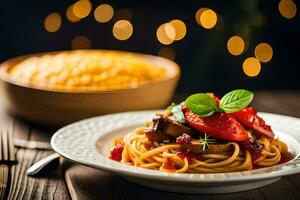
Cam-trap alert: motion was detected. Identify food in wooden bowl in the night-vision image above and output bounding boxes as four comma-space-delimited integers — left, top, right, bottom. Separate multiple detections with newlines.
0, 50, 180, 127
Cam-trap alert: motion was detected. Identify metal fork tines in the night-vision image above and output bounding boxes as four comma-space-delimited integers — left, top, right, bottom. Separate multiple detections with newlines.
0, 130, 17, 164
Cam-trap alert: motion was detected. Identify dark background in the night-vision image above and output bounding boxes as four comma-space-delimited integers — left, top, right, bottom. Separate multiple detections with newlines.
0, 0, 299, 95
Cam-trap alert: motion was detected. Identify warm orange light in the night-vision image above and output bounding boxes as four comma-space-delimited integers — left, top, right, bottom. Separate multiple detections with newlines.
195, 8, 207, 25
169, 19, 187, 41
94, 4, 114, 23
158, 47, 176, 60
71, 36, 92, 49
66, 4, 81, 23
112, 20, 133, 40
156, 23, 176, 45
255, 43, 273, 63
44, 12, 62, 33
197, 8, 217, 29
227, 36, 245, 56
73, 0, 92, 19
242, 57, 261, 77
278, 0, 297, 19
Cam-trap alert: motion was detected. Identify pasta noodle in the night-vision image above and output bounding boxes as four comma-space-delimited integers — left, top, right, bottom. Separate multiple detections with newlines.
114, 127, 288, 173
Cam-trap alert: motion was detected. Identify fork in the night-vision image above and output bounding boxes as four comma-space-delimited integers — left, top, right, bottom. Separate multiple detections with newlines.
0, 130, 17, 199
0, 130, 17, 164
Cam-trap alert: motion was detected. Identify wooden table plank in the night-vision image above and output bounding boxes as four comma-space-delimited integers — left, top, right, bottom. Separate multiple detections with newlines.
285, 173, 300, 191
213, 190, 265, 200
7, 148, 70, 200
0, 109, 70, 200
258, 177, 300, 200
62, 159, 214, 200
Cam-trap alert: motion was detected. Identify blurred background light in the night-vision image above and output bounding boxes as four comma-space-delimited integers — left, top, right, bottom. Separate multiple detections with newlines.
112, 20, 133, 40
66, 4, 81, 23
195, 8, 207, 25
44, 12, 62, 33
255, 43, 273, 63
158, 47, 176, 60
196, 8, 217, 29
227, 36, 245, 56
169, 19, 187, 41
242, 57, 261, 77
71, 35, 92, 49
156, 23, 176, 45
2, 0, 300, 92
73, 0, 92, 19
94, 4, 114, 23
278, 0, 297, 19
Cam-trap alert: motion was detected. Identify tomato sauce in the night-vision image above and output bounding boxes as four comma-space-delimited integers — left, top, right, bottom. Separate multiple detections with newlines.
279, 152, 293, 164
163, 158, 177, 170
109, 141, 125, 161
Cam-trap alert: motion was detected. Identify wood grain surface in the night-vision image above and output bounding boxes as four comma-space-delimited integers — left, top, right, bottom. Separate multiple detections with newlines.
0, 91, 300, 200
0, 110, 70, 200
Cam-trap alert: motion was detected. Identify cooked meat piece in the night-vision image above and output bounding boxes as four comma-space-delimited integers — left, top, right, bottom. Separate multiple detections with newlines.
153, 115, 191, 137
144, 126, 173, 142
144, 114, 191, 142
181, 142, 231, 154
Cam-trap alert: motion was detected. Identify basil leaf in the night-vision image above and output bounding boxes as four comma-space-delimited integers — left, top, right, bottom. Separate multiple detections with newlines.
171, 105, 185, 123
219, 89, 253, 113
185, 94, 217, 117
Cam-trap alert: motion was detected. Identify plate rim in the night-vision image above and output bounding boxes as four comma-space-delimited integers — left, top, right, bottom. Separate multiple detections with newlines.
51, 110, 300, 183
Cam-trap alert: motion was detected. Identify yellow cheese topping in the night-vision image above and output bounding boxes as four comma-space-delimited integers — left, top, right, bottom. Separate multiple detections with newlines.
9, 51, 167, 91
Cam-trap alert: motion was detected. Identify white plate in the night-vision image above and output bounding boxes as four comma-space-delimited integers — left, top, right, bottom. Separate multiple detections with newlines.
51, 111, 300, 194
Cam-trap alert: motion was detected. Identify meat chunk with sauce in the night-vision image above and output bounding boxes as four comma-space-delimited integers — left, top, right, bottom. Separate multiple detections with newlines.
145, 115, 191, 142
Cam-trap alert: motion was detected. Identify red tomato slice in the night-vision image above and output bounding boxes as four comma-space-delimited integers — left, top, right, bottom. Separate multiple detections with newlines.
110, 141, 125, 161
231, 107, 274, 138
183, 109, 248, 141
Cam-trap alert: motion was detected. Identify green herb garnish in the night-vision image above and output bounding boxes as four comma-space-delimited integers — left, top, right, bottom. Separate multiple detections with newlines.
185, 94, 218, 117
219, 89, 253, 113
167, 103, 185, 123
200, 134, 216, 151
171, 104, 185, 123
185, 89, 253, 117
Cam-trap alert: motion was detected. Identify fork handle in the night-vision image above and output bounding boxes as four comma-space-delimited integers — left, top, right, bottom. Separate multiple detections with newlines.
26, 153, 60, 176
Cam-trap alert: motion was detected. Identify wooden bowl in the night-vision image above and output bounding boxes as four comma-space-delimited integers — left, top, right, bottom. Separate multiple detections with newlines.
0, 50, 180, 127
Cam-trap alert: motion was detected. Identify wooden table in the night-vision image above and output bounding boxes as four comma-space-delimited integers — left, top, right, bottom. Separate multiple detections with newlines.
1, 91, 300, 200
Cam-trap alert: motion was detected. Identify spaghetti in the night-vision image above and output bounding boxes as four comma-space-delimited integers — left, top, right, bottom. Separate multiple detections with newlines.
112, 127, 288, 173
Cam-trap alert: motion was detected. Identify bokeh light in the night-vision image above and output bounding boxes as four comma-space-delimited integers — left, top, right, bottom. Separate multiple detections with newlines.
112, 20, 133, 40
242, 57, 261, 77
255, 43, 273, 63
278, 0, 297, 19
71, 36, 92, 49
196, 8, 217, 29
73, 0, 92, 19
156, 23, 176, 45
169, 19, 187, 41
66, 4, 81, 23
195, 8, 207, 25
44, 12, 62, 33
227, 36, 245, 56
158, 47, 176, 60
94, 4, 114, 23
